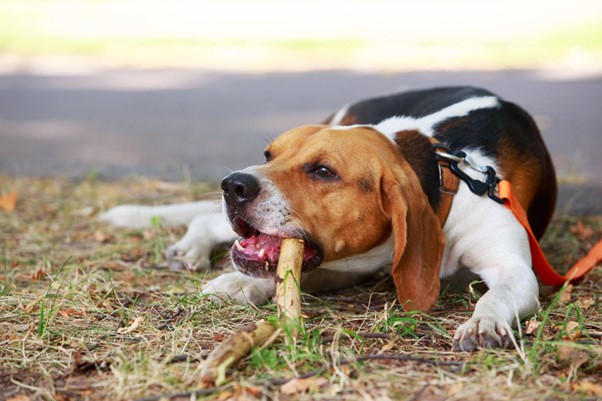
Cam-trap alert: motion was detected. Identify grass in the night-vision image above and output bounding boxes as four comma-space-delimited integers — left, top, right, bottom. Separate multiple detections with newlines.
0, 175, 601, 400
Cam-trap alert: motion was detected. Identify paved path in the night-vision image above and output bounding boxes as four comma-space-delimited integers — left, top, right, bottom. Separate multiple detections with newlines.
1, 69, 601, 213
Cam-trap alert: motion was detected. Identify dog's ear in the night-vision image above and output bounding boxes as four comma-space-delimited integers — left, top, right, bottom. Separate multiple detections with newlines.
381, 165, 445, 312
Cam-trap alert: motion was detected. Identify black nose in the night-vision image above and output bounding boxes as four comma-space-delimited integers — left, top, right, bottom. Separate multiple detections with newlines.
221, 172, 261, 206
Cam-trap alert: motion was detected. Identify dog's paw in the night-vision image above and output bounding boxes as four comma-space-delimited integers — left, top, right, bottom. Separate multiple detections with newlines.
165, 238, 212, 271
201, 272, 275, 305
453, 316, 513, 352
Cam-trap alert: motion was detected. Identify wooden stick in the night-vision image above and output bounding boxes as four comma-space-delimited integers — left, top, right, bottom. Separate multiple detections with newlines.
198, 238, 305, 386
276, 238, 304, 339
198, 320, 277, 387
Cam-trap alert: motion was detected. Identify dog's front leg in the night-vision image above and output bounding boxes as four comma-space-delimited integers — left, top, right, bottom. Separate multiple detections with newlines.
452, 257, 540, 352
202, 272, 276, 305
165, 212, 236, 270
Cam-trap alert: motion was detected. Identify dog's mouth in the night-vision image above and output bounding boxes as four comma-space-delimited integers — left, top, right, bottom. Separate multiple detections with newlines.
229, 216, 323, 278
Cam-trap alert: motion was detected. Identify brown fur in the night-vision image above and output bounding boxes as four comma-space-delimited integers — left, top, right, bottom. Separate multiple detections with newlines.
261, 125, 444, 311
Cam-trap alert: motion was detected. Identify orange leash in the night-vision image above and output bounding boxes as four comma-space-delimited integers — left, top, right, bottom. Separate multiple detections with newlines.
498, 180, 602, 286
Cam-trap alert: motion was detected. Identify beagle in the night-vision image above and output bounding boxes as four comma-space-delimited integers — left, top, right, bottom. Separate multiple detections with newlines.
101, 86, 557, 351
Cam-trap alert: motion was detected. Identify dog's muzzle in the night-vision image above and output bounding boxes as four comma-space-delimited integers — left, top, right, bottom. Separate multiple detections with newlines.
221, 172, 323, 278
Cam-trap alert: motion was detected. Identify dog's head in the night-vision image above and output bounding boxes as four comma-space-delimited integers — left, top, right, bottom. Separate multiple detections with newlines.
222, 125, 444, 311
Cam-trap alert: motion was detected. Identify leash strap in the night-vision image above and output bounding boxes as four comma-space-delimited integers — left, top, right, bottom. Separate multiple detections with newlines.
498, 179, 602, 285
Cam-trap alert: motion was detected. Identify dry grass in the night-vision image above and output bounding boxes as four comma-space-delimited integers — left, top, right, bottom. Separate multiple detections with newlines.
1, 175, 601, 401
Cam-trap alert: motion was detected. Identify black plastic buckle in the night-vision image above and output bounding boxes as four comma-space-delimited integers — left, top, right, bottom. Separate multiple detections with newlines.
488, 177, 505, 204
447, 151, 506, 204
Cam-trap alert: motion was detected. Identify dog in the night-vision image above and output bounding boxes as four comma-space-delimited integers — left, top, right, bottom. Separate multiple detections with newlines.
101, 86, 557, 351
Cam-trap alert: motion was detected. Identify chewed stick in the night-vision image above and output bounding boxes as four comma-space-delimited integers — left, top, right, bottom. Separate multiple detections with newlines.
198, 238, 305, 387
198, 320, 278, 387
276, 238, 304, 339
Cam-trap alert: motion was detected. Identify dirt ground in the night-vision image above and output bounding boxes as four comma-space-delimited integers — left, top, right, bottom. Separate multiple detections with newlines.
0, 175, 600, 401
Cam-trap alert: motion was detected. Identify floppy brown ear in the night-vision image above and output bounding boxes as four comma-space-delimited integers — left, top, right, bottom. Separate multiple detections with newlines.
381, 166, 445, 312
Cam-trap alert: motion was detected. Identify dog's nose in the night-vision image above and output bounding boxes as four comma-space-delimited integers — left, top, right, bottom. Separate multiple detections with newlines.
221, 172, 261, 206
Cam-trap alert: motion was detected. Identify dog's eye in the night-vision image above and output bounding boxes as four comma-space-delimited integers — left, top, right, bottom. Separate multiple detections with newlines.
264, 150, 272, 163
309, 164, 338, 180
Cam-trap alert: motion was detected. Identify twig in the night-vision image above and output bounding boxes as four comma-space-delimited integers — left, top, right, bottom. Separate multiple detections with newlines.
266, 353, 464, 386
407, 383, 430, 401
156, 305, 184, 330
134, 385, 228, 401
352, 354, 464, 367
320, 332, 391, 344
167, 353, 204, 364
198, 320, 277, 386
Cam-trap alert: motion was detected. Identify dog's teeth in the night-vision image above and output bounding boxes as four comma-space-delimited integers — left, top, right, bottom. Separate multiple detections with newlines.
234, 239, 245, 251
265, 261, 269, 271
258, 249, 265, 258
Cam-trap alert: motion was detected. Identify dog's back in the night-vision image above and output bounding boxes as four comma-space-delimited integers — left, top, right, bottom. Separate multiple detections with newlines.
326, 86, 557, 239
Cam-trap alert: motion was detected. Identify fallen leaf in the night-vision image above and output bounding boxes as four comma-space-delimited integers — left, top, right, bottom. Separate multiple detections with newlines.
31, 268, 45, 281
58, 308, 84, 318
281, 376, 329, 395
0, 191, 17, 211
525, 319, 541, 335
7, 394, 30, 401
570, 221, 594, 240
575, 296, 595, 310
557, 344, 589, 373
94, 230, 113, 244
214, 384, 261, 401
558, 284, 573, 304
142, 229, 154, 240
572, 381, 602, 396
564, 321, 581, 341
117, 316, 145, 334
557, 345, 574, 361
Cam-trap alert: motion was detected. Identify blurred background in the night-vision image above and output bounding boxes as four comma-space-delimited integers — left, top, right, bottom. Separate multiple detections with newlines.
1, 0, 601, 193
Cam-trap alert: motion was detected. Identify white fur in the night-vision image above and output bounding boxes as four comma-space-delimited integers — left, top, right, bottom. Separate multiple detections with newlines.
376, 96, 500, 139
329, 102, 351, 125
99, 200, 220, 228
201, 271, 276, 304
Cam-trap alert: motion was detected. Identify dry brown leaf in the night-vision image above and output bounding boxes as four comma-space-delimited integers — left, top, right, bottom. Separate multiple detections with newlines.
0, 191, 17, 212
117, 316, 144, 334
94, 230, 113, 244
570, 221, 594, 240
31, 268, 45, 281
58, 308, 84, 318
557, 345, 575, 361
564, 321, 581, 341
558, 284, 573, 304
525, 319, 541, 335
557, 344, 589, 372
280, 376, 329, 395
573, 381, 602, 396
575, 296, 595, 310
7, 394, 31, 401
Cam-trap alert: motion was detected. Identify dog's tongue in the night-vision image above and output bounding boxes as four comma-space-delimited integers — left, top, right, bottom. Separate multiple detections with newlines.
235, 233, 282, 264
234, 233, 317, 265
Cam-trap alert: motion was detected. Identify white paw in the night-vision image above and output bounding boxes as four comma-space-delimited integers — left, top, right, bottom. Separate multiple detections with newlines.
165, 237, 212, 271
453, 316, 513, 352
164, 213, 234, 271
202, 272, 275, 305
99, 205, 156, 228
